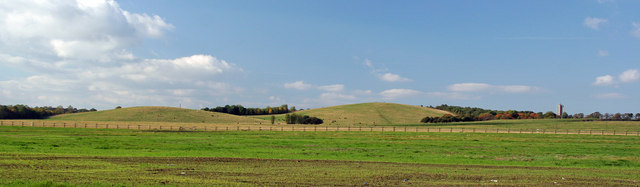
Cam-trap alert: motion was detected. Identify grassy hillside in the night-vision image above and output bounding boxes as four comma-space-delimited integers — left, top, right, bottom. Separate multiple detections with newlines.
47, 106, 268, 124
257, 102, 451, 125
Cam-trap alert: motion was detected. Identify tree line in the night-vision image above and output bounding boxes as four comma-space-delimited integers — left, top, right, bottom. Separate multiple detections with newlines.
423, 104, 640, 123
202, 104, 294, 115
0, 105, 97, 119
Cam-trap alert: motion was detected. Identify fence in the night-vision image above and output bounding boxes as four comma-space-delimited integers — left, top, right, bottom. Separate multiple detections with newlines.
1, 120, 639, 136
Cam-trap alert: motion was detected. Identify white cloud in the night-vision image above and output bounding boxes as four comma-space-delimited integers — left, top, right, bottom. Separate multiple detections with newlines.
598, 50, 609, 57
352, 89, 374, 95
364, 59, 374, 68
447, 83, 538, 93
0, 0, 173, 63
593, 93, 627, 99
379, 73, 411, 82
593, 75, 615, 86
426, 92, 480, 100
0, 1, 244, 109
284, 81, 312, 90
584, 17, 608, 30
363, 59, 411, 82
619, 69, 639, 82
379, 89, 422, 99
448, 83, 492, 92
317, 84, 345, 92
597, 0, 615, 3
319, 92, 356, 100
632, 22, 640, 38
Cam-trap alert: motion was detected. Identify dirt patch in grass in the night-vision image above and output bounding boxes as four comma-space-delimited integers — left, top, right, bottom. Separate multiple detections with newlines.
2, 154, 638, 186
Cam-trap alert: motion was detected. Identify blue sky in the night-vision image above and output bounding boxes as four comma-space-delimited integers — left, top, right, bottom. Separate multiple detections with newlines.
0, 0, 639, 114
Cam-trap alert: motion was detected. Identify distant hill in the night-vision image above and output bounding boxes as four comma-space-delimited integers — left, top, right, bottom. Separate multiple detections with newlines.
285, 102, 451, 125
48, 106, 268, 124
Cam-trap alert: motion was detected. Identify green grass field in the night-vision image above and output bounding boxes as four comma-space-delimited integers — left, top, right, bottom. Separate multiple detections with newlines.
1, 126, 638, 186
400, 119, 640, 131
48, 106, 268, 124
255, 102, 451, 125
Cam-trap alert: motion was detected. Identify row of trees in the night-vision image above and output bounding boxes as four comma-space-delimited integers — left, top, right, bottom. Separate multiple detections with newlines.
429, 104, 558, 121
202, 104, 294, 115
0, 105, 96, 119
425, 104, 640, 123
421, 114, 475, 123
583, 112, 640, 121
284, 113, 323, 125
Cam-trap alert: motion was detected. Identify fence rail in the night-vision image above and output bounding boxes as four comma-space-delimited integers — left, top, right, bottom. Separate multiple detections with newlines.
1, 120, 639, 136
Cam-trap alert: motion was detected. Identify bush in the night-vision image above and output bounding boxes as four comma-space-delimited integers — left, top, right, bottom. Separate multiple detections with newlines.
284, 113, 323, 124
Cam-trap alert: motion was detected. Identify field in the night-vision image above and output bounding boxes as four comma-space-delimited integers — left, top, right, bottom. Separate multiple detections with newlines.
254, 102, 451, 125
1, 126, 639, 186
408, 119, 640, 131
48, 106, 269, 124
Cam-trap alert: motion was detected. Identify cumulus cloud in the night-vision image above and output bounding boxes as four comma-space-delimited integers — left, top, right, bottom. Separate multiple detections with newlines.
592, 70, 639, 86
0, 0, 244, 109
593, 75, 615, 86
426, 92, 480, 100
380, 89, 422, 99
0, 0, 173, 63
284, 81, 312, 90
447, 83, 539, 93
379, 73, 411, 82
320, 92, 356, 100
364, 59, 411, 82
584, 17, 608, 30
619, 69, 639, 82
317, 84, 345, 92
632, 22, 640, 38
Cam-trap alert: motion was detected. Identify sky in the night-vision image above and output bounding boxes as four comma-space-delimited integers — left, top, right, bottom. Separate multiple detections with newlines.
0, 0, 639, 114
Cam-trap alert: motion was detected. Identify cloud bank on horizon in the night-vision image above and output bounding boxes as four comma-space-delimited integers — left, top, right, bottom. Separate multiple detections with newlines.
0, 0, 638, 113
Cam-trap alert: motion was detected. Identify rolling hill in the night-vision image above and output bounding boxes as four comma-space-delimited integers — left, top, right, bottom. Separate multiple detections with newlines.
48, 106, 269, 124
260, 102, 451, 125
